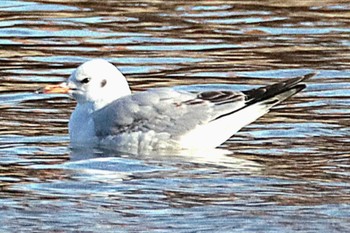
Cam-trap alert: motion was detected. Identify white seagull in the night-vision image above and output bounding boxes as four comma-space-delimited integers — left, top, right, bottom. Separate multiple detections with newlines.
39, 59, 313, 154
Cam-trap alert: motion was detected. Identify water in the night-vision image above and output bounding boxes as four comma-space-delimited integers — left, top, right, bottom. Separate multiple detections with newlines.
1, 0, 350, 232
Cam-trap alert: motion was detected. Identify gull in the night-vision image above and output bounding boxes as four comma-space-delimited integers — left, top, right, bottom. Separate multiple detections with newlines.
38, 59, 313, 154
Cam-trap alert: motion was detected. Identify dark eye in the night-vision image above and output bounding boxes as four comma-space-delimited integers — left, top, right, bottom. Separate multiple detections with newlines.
100, 79, 107, 88
80, 77, 91, 84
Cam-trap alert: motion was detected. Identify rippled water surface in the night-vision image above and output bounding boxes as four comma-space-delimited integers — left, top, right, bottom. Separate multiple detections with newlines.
1, 0, 350, 232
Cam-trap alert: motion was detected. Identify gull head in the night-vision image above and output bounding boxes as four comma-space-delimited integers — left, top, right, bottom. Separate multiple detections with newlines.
39, 59, 131, 109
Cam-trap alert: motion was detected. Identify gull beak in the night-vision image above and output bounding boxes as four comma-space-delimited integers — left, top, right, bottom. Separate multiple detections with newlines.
36, 82, 70, 94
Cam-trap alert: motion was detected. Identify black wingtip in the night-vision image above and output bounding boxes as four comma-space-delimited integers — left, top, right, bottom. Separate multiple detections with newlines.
288, 72, 316, 85
303, 71, 318, 80
243, 72, 315, 104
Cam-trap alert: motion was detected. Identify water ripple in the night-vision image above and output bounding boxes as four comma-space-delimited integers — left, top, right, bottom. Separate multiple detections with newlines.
1, 0, 350, 232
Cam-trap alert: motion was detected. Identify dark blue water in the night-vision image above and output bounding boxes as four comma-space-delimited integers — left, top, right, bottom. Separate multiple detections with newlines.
1, 0, 350, 232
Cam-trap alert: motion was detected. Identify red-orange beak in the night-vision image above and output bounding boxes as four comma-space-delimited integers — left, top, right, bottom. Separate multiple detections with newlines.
36, 82, 70, 94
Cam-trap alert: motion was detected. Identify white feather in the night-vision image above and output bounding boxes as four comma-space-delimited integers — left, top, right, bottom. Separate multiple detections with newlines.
40, 59, 310, 154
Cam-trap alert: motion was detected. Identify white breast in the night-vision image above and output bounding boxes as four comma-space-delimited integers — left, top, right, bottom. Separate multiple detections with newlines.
69, 103, 96, 144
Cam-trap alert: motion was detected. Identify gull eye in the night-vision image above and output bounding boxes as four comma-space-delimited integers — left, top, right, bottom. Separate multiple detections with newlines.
100, 79, 107, 88
80, 77, 91, 84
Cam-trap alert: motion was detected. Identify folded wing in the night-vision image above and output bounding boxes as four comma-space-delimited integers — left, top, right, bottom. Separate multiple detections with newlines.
92, 73, 314, 149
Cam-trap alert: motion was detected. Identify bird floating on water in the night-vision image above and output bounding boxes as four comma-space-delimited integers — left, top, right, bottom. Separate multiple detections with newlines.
38, 59, 314, 154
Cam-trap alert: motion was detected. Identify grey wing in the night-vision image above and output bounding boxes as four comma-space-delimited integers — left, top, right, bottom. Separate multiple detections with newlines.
92, 88, 246, 138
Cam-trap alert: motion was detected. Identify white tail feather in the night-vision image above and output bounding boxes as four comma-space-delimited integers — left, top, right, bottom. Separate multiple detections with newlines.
179, 88, 299, 149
